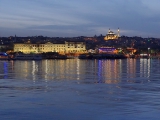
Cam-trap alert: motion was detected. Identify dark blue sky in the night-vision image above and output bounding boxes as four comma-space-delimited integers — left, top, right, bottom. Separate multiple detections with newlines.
0, 0, 160, 37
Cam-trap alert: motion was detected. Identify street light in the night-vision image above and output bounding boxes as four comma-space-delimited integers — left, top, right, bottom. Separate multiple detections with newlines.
148, 48, 150, 57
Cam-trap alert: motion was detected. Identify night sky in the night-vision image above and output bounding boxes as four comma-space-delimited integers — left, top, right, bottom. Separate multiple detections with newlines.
0, 0, 160, 37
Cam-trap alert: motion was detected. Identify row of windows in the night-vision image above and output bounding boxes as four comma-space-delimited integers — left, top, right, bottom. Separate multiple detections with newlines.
15, 45, 66, 47
15, 48, 66, 50
68, 47, 84, 48
15, 44, 84, 47
15, 47, 85, 50
15, 46, 85, 48
15, 48, 86, 51
41, 45, 65, 47
67, 44, 84, 46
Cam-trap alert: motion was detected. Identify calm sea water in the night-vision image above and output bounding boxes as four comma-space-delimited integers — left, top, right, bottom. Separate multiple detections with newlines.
0, 58, 160, 120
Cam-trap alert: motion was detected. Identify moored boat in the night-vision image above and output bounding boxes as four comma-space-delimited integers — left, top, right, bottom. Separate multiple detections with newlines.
78, 54, 127, 59
0, 52, 10, 60
13, 54, 42, 60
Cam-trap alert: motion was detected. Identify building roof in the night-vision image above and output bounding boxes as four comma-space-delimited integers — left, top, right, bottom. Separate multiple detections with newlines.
108, 31, 116, 35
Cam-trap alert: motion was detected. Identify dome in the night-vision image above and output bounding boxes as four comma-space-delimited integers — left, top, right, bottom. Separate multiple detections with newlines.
108, 31, 115, 35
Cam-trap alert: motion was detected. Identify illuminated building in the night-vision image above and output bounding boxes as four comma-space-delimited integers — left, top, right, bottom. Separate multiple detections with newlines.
126, 47, 137, 54
14, 41, 87, 54
104, 28, 120, 40
98, 47, 117, 54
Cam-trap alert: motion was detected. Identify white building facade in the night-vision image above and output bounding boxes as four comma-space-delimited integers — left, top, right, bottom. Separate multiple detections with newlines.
14, 41, 87, 54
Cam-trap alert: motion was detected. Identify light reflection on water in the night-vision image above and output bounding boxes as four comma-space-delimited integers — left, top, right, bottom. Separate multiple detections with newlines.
0, 59, 160, 120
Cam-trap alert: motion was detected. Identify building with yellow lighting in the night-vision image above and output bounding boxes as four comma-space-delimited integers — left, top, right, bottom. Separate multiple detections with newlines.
14, 41, 87, 55
104, 28, 120, 40
97, 47, 117, 54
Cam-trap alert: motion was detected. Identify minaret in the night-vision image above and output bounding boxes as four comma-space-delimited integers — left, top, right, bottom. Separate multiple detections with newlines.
118, 28, 120, 37
108, 28, 110, 33
14, 34, 17, 42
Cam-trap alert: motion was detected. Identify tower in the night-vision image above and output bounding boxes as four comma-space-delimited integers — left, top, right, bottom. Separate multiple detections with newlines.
117, 28, 120, 37
108, 28, 111, 33
14, 34, 17, 42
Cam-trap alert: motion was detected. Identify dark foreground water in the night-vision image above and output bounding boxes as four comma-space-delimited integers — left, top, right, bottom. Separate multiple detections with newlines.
0, 58, 160, 120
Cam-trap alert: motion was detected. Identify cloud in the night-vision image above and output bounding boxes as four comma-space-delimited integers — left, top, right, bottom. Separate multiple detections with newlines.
1, 0, 160, 37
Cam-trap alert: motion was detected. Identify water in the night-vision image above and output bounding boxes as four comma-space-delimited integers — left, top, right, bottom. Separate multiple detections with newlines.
0, 59, 160, 120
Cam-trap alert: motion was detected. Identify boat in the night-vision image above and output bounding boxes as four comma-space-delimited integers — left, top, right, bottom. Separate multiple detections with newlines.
13, 54, 42, 60
78, 54, 127, 59
43, 55, 67, 59
0, 52, 10, 60
139, 54, 149, 59
66, 56, 76, 59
